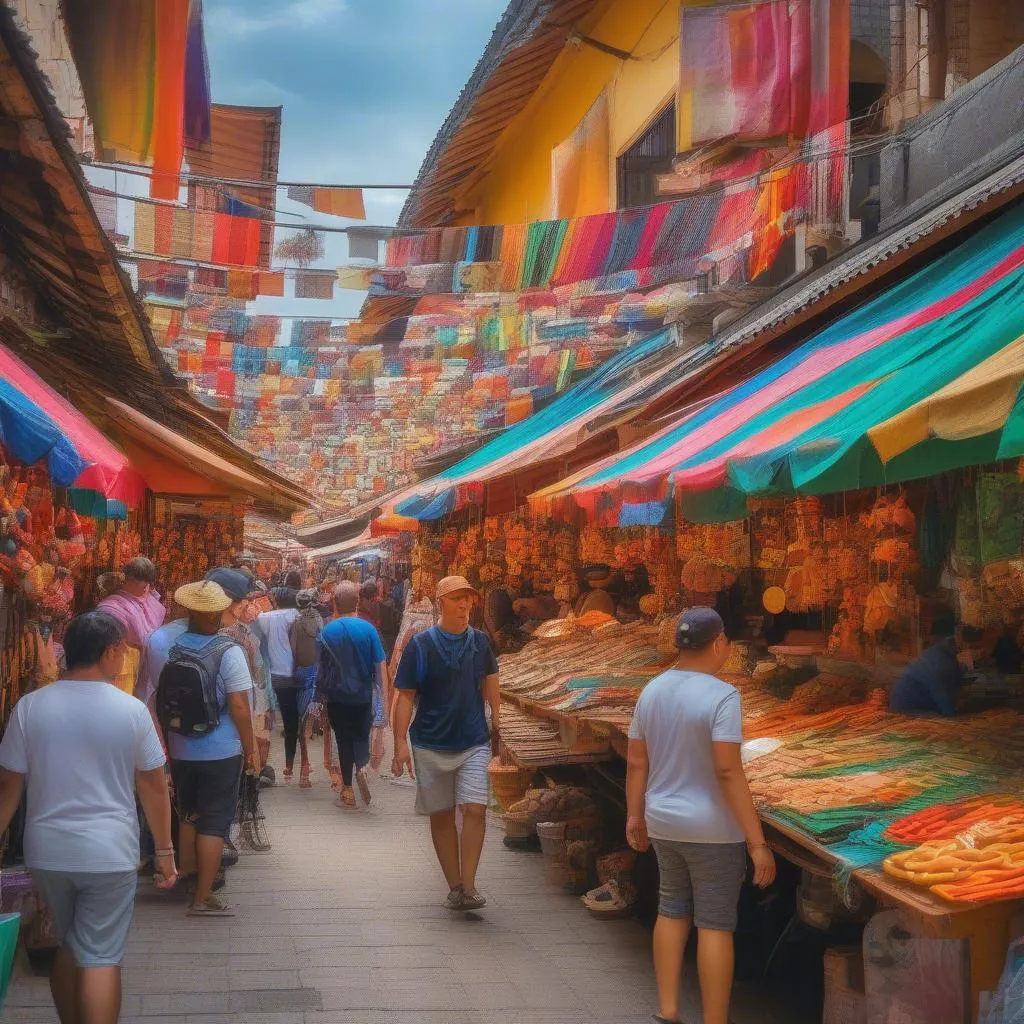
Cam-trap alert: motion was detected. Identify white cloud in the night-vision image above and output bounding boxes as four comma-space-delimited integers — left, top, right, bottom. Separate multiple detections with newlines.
220, 77, 301, 104
207, 0, 346, 38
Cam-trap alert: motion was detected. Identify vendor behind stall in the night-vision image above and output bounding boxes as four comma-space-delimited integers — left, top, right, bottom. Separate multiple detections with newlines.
573, 564, 617, 617
890, 613, 983, 717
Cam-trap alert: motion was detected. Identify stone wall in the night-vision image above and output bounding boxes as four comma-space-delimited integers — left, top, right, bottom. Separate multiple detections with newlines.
852, 0, 891, 67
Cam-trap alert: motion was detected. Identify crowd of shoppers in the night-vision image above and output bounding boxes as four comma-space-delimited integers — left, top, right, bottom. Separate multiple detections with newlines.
0, 536, 783, 1024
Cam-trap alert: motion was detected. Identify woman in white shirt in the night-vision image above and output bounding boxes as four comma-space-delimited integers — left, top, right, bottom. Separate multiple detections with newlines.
256, 588, 307, 785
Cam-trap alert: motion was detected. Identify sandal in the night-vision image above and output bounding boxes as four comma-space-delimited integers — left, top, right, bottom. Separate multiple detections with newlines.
282, 767, 294, 785
336, 788, 356, 808
355, 769, 371, 806
461, 888, 487, 911
299, 767, 312, 790
328, 767, 341, 791
581, 879, 636, 920
442, 886, 464, 911
187, 894, 234, 917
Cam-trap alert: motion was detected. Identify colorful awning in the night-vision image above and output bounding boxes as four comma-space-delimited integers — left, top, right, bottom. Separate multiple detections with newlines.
0, 344, 146, 503
532, 202, 1024, 523
392, 327, 682, 521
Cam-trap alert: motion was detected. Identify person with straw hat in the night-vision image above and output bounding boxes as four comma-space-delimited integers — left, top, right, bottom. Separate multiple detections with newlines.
143, 579, 257, 918
392, 576, 500, 912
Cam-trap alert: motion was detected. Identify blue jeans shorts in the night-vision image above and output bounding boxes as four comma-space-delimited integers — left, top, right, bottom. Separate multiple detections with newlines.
31, 868, 138, 967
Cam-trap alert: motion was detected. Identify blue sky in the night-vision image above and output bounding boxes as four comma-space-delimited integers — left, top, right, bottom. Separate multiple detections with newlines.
200, 0, 507, 322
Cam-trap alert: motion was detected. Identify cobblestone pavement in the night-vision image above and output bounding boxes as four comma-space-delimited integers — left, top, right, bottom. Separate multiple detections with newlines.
5, 757, 804, 1023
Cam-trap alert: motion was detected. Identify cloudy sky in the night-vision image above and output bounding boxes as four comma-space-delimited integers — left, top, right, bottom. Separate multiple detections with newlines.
200, 0, 507, 321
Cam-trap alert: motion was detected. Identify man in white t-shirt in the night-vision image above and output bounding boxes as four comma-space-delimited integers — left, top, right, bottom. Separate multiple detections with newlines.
626, 607, 776, 1024
0, 611, 175, 1024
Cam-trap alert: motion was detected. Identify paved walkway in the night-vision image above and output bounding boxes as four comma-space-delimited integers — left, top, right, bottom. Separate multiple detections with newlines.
5, 760, 798, 1023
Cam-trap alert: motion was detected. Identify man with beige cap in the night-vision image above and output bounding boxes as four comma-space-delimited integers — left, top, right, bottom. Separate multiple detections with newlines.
393, 576, 500, 911
144, 579, 257, 917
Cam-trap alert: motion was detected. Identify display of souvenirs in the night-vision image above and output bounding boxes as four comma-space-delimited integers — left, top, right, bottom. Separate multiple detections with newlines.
151, 498, 246, 602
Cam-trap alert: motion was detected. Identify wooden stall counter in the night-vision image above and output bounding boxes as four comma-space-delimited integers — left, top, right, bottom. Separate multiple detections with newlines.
764, 819, 1022, 1023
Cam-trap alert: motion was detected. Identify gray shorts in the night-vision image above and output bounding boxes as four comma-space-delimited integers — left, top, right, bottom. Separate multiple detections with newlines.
31, 868, 138, 967
411, 744, 490, 816
650, 839, 747, 931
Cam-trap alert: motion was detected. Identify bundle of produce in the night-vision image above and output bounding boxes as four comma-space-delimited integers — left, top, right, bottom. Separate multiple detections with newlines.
884, 838, 1024, 902
883, 795, 1024, 845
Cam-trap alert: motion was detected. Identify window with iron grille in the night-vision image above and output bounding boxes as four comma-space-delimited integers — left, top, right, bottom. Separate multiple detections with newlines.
616, 102, 676, 210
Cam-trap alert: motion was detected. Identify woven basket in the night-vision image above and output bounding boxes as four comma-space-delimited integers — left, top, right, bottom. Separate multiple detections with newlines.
537, 821, 568, 884
488, 761, 532, 810
502, 810, 536, 839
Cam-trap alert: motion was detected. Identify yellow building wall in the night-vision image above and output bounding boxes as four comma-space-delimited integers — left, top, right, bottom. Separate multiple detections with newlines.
461, 0, 716, 226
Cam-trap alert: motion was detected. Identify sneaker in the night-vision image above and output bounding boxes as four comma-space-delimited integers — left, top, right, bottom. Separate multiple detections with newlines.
187, 895, 234, 917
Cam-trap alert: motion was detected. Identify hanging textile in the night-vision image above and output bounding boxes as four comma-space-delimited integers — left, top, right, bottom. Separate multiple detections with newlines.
304, 188, 366, 220
257, 271, 286, 297
62, 0, 158, 164
149, 0, 190, 199
551, 92, 610, 219
212, 212, 261, 268
295, 271, 336, 300
679, 0, 848, 151
187, 104, 281, 269
183, 0, 212, 149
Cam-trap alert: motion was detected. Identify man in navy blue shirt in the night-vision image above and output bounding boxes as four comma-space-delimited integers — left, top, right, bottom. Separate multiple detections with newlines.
318, 582, 388, 808
890, 615, 978, 717
393, 576, 500, 912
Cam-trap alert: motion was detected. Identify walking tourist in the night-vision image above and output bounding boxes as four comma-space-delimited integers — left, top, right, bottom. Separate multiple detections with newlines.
257, 585, 307, 783
392, 576, 500, 911
150, 580, 258, 917
95, 556, 167, 695
207, 567, 277, 781
625, 607, 776, 1024
357, 578, 382, 628
291, 589, 324, 788
317, 581, 388, 808
0, 612, 175, 1024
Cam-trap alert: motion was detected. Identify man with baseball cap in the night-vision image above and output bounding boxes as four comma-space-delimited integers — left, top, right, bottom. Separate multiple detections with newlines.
393, 576, 500, 911
626, 607, 775, 1024
142, 580, 257, 917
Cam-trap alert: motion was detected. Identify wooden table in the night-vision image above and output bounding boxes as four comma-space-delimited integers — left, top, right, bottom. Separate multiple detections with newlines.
764, 818, 1022, 1022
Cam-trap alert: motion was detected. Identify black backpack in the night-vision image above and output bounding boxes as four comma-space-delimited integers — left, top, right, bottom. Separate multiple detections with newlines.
156, 635, 238, 738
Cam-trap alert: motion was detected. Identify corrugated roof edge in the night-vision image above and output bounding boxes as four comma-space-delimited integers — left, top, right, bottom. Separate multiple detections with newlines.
398, 0, 544, 228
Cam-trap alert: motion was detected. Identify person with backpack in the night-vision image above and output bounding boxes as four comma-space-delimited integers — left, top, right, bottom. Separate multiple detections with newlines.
289, 590, 323, 789
317, 581, 388, 809
392, 576, 500, 912
147, 580, 257, 918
